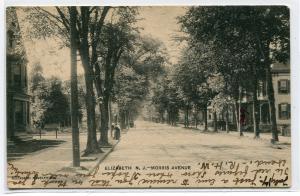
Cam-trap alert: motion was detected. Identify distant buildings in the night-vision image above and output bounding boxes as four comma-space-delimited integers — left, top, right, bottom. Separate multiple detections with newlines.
6, 7, 31, 140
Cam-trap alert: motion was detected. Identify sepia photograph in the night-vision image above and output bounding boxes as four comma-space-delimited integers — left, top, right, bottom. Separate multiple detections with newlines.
5, 5, 291, 189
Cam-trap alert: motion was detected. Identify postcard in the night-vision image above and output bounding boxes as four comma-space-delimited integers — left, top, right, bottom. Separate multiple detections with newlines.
6, 5, 291, 189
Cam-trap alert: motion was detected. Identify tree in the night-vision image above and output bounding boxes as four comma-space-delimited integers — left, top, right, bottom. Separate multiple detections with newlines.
43, 78, 70, 126
152, 70, 182, 126
24, 6, 111, 154
114, 66, 148, 129
94, 8, 139, 146
208, 73, 235, 133
119, 35, 168, 125
29, 63, 48, 129
179, 6, 289, 141
124, 35, 168, 79
174, 45, 216, 130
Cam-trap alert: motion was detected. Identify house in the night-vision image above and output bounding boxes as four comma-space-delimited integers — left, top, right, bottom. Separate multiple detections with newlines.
271, 62, 290, 126
254, 62, 290, 129
206, 62, 290, 134
6, 7, 31, 140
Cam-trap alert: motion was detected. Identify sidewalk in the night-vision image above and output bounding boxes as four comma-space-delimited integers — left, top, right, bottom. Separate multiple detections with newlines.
180, 124, 291, 145
7, 132, 119, 175
230, 131, 291, 144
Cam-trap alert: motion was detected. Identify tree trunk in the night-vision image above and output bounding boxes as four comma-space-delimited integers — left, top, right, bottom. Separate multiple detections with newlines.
187, 107, 189, 128
252, 86, 260, 138
170, 109, 173, 125
108, 96, 112, 137
99, 95, 110, 146
184, 108, 187, 127
167, 110, 171, 125
109, 97, 113, 137
250, 59, 261, 138
195, 110, 198, 128
126, 110, 130, 129
203, 106, 208, 131
84, 70, 101, 154
173, 108, 177, 126
213, 111, 217, 132
254, 30, 279, 142
124, 110, 128, 129
237, 91, 244, 136
266, 63, 279, 142
171, 111, 173, 125
225, 107, 229, 133
79, 7, 101, 155
160, 111, 164, 123
234, 102, 240, 134
120, 110, 126, 130
184, 106, 189, 128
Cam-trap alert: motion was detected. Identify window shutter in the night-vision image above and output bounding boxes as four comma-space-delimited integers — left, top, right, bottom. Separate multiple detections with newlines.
278, 80, 281, 93
288, 104, 291, 118
278, 104, 282, 119
287, 80, 290, 94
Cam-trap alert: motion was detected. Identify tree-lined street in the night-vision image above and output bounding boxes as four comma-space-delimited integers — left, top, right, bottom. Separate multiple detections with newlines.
7, 6, 291, 189
99, 121, 290, 166
7, 121, 290, 188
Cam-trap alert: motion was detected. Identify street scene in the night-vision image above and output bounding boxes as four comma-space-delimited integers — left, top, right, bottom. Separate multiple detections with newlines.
100, 121, 290, 165
8, 121, 290, 188
6, 6, 290, 189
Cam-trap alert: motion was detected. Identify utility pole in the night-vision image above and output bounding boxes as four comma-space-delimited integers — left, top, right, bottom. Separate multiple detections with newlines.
70, 6, 80, 167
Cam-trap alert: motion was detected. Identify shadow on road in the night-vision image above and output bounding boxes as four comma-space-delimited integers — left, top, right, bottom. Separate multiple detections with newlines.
7, 139, 66, 161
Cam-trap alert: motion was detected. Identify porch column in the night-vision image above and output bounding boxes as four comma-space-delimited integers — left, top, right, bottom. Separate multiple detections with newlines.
259, 103, 262, 124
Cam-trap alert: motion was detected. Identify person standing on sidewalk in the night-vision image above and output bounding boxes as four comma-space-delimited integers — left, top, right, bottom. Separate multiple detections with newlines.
112, 124, 121, 140
240, 107, 249, 131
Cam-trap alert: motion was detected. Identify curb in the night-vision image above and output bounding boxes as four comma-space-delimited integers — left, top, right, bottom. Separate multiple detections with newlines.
87, 139, 120, 175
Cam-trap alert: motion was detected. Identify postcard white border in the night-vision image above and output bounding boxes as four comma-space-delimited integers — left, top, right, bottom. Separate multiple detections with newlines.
1, 0, 299, 195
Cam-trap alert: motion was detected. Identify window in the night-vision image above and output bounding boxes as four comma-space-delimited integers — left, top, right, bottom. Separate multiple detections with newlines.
278, 80, 290, 94
7, 30, 15, 48
24, 66, 27, 87
27, 102, 30, 124
257, 81, 267, 97
278, 103, 290, 120
208, 114, 212, 120
15, 101, 24, 125
13, 64, 21, 87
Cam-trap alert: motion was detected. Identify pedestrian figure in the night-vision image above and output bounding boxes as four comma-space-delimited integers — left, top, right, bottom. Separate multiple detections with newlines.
240, 107, 249, 131
240, 108, 246, 126
129, 121, 134, 128
112, 124, 121, 140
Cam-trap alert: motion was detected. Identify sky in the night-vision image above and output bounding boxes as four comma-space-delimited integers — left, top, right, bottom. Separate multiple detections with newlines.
137, 7, 187, 64
18, 6, 187, 80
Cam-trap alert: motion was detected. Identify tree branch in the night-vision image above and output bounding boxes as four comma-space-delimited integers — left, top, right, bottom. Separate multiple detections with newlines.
35, 7, 64, 25
55, 7, 70, 32
33, 7, 69, 39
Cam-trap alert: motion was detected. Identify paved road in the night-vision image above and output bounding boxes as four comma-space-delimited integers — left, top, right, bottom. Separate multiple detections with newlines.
77, 121, 291, 188
100, 121, 291, 166
7, 121, 291, 188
